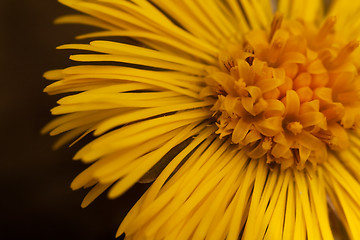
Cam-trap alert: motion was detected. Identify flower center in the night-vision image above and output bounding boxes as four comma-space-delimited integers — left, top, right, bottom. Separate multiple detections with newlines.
202, 13, 360, 170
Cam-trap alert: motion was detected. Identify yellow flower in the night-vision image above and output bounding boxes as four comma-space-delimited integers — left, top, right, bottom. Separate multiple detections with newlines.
44, 0, 360, 239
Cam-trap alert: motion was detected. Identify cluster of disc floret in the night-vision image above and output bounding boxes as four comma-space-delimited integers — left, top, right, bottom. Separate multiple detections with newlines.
202, 14, 360, 169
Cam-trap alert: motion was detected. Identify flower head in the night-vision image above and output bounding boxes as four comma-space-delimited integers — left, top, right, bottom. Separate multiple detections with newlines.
44, 0, 360, 239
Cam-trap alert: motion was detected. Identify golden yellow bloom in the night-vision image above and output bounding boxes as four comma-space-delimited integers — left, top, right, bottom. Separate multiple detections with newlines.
44, 0, 360, 239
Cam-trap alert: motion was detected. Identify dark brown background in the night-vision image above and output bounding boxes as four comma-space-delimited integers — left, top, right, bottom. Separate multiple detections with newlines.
0, 1, 148, 239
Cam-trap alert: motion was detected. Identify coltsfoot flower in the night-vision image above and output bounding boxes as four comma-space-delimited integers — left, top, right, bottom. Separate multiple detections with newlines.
44, 0, 360, 239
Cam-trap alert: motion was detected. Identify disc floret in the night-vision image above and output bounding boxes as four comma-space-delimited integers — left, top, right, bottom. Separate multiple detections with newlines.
202, 14, 360, 169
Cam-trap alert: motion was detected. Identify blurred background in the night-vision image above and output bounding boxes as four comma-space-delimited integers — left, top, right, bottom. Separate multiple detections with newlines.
0, 1, 148, 239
